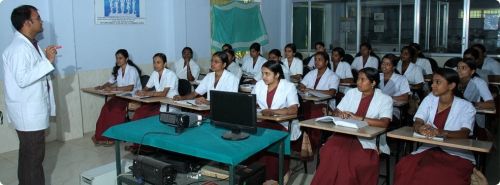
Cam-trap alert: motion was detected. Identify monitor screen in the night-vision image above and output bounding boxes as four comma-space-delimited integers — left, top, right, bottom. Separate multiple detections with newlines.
210, 90, 257, 140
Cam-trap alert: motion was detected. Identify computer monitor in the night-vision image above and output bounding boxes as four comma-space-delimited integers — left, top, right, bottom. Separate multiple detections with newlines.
210, 90, 257, 140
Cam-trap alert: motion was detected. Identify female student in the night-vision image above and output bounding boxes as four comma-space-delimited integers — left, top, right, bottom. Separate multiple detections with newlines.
173, 51, 239, 104
224, 49, 243, 80
282, 43, 303, 81
457, 58, 495, 140
251, 60, 300, 181
396, 46, 425, 90
133, 53, 179, 119
379, 54, 411, 120
330, 47, 354, 83
252, 49, 291, 83
311, 67, 392, 185
471, 43, 500, 80
242, 42, 267, 77
351, 43, 379, 71
394, 68, 476, 185
174, 47, 200, 82
409, 43, 434, 78
92, 49, 142, 145
306, 41, 326, 69
299, 51, 340, 114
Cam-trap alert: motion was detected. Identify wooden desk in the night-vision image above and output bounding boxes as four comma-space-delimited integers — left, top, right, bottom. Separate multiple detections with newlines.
299, 119, 386, 138
387, 127, 492, 153
116, 94, 168, 103
476, 108, 496, 114
488, 82, 500, 86
299, 93, 333, 102
393, 100, 408, 107
258, 114, 297, 122
239, 84, 254, 93
339, 82, 356, 87
161, 98, 210, 111
81, 87, 128, 102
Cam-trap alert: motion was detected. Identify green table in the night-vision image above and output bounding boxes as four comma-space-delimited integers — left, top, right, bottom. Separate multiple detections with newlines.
104, 116, 288, 185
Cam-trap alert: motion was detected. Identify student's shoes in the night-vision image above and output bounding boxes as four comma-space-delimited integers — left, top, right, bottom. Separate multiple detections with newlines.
91, 136, 114, 146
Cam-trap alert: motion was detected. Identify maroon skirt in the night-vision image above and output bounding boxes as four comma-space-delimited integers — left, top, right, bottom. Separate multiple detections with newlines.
94, 97, 129, 141
311, 134, 379, 185
394, 148, 473, 185
131, 103, 161, 120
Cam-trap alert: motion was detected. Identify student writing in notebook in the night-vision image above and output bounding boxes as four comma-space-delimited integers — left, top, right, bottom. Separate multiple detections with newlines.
311, 67, 392, 185
394, 68, 476, 185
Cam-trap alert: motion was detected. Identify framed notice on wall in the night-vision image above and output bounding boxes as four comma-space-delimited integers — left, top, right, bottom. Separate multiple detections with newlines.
95, 0, 146, 24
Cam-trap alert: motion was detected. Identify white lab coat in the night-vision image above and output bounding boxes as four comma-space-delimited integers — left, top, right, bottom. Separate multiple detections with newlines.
226, 61, 243, 80
336, 88, 393, 154
241, 55, 266, 76
145, 69, 179, 112
413, 94, 476, 164
379, 73, 411, 119
477, 57, 500, 81
281, 57, 303, 76
301, 68, 340, 109
2, 31, 56, 131
415, 58, 433, 75
173, 58, 200, 80
307, 55, 316, 69
351, 56, 379, 71
108, 63, 141, 91
252, 79, 301, 140
330, 61, 353, 80
195, 70, 239, 101
463, 76, 493, 128
397, 62, 425, 85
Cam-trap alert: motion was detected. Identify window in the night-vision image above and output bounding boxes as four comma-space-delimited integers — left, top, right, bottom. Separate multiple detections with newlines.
419, 0, 465, 53
468, 0, 500, 55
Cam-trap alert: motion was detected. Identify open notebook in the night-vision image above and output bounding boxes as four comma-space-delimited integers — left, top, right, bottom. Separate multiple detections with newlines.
119, 92, 150, 99
307, 90, 330, 99
315, 116, 368, 129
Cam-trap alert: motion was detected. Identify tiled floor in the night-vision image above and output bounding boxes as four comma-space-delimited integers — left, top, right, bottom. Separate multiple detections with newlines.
0, 130, 498, 185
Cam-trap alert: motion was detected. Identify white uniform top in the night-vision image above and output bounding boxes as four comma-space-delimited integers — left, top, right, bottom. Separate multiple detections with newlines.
226, 62, 243, 80
241, 55, 267, 77
252, 79, 302, 140
281, 57, 303, 76
145, 69, 179, 112
351, 56, 379, 71
415, 57, 433, 75
307, 55, 316, 69
330, 61, 354, 79
477, 57, 500, 81
463, 76, 493, 128
396, 62, 425, 85
108, 64, 142, 91
2, 31, 56, 131
173, 58, 200, 80
195, 70, 239, 101
336, 88, 393, 154
254, 63, 290, 81
301, 69, 340, 109
413, 94, 476, 164
379, 73, 411, 97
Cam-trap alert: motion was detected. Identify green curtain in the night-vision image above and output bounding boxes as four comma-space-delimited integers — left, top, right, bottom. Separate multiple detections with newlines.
211, 2, 268, 52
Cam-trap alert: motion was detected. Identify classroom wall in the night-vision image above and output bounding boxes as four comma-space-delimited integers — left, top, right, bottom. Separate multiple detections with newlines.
0, 0, 211, 154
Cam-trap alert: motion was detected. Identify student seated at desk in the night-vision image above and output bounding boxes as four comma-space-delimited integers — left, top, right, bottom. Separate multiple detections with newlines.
251, 60, 300, 181
242, 42, 266, 78
282, 43, 303, 82
133, 53, 179, 120
394, 68, 476, 185
330, 47, 354, 93
470, 43, 500, 81
306, 41, 326, 69
253, 49, 290, 82
396, 46, 425, 90
224, 49, 243, 80
457, 58, 495, 140
351, 42, 379, 72
311, 67, 392, 185
299, 51, 339, 116
173, 47, 200, 82
93, 49, 142, 145
379, 54, 411, 120
409, 43, 434, 79
173, 51, 239, 105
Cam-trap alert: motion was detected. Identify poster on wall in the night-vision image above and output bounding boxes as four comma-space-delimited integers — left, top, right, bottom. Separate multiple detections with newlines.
95, 0, 146, 24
